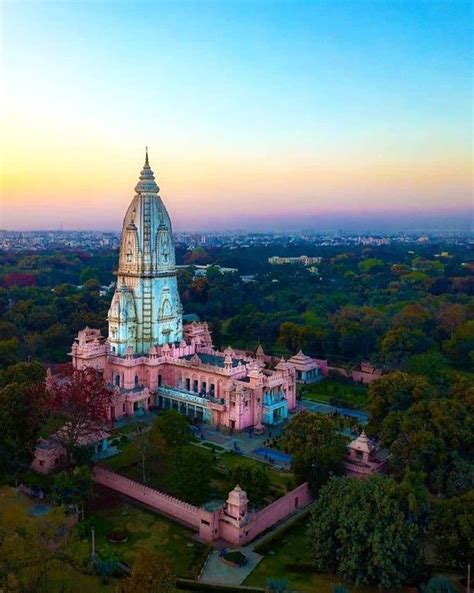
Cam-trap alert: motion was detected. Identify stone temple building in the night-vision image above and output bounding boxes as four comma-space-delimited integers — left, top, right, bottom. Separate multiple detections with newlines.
71, 152, 296, 430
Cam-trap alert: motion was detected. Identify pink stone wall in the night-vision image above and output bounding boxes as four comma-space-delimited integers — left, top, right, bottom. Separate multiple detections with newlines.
314, 359, 329, 375
92, 466, 312, 545
239, 483, 312, 545
93, 466, 204, 529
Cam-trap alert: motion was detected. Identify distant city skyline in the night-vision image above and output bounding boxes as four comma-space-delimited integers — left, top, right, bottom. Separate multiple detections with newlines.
0, 1, 472, 232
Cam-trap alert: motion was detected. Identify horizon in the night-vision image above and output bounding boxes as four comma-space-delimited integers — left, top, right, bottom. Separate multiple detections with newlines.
1, 1, 472, 231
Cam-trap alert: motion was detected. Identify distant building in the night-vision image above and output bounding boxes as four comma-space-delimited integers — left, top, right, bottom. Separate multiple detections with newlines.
268, 255, 322, 265
287, 350, 321, 383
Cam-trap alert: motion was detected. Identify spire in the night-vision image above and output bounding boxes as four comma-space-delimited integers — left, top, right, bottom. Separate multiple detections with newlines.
135, 147, 159, 194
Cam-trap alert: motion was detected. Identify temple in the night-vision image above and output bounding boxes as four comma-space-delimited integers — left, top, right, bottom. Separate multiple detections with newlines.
71, 153, 296, 430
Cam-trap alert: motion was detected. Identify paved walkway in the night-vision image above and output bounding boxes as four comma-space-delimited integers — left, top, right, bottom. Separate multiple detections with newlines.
300, 398, 369, 423
199, 504, 311, 585
199, 548, 264, 585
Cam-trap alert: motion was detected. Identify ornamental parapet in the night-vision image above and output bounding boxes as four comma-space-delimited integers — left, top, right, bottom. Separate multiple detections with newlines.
158, 384, 225, 407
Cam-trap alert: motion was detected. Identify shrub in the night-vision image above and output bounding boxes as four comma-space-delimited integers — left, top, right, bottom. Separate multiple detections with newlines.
222, 550, 247, 566
108, 527, 129, 543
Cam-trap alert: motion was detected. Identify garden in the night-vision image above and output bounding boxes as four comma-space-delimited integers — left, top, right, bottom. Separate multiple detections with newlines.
245, 516, 413, 593
298, 377, 369, 409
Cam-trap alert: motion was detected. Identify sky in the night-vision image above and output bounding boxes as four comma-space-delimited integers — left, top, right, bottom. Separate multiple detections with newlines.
0, 0, 472, 232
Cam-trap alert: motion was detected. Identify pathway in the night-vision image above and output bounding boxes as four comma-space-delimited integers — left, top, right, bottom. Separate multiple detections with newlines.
199, 504, 311, 585
299, 398, 369, 423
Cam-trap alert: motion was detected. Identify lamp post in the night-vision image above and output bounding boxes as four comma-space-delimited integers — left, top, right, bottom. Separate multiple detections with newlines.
91, 526, 96, 559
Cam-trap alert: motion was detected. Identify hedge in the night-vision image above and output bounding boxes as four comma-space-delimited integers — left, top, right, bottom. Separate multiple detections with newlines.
176, 579, 264, 592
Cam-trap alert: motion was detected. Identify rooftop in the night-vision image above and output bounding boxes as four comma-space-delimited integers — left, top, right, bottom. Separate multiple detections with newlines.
182, 352, 247, 368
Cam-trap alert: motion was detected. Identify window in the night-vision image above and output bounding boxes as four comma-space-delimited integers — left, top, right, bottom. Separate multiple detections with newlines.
200, 519, 210, 526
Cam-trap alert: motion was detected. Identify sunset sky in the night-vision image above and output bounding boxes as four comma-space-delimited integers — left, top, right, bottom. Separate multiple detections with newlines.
0, 0, 472, 232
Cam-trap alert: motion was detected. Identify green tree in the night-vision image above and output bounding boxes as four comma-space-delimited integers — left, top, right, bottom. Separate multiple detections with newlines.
0, 338, 20, 369
308, 476, 421, 589
429, 491, 473, 569
282, 412, 346, 495
150, 410, 190, 452
0, 382, 47, 478
228, 460, 270, 507
381, 327, 430, 365
166, 445, 212, 505
443, 319, 474, 366
367, 372, 431, 436
52, 465, 93, 519
116, 549, 175, 593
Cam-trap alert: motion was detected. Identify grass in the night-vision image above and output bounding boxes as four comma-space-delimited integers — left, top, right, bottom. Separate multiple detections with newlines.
104, 441, 294, 507
0, 486, 207, 592
88, 500, 208, 577
244, 518, 411, 593
200, 441, 225, 452
298, 378, 368, 409
218, 452, 293, 499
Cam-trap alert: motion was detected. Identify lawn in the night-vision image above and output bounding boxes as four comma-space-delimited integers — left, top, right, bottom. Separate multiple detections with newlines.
104, 442, 294, 506
88, 499, 208, 577
298, 378, 368, 409
244, 517, 412, 593
217, 451, 294, 499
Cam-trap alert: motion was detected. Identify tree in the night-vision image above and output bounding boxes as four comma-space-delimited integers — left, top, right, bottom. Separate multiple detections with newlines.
0, 338, 20, 369
437, 303, 466, 339
381, 327, 430, 365
228, 460, 270, 507
48, 367, 112, 467
0, 360, 46, 389
308, 476, 421, 589
358, 258, 384, 274
429, 491, 473, 569
125, 420, 153, 484
282, 412, 346, 495
367, 372, 430, 436
0, 381, 48, 478
52, 465, 93, 519
162, 445, 212, 505
387, 398, 473, 496
394, 469, 431, 525
150, 410, 190, 452
116, 549, 175, 593
0, 494, 70, 593
443, 320, 474, 366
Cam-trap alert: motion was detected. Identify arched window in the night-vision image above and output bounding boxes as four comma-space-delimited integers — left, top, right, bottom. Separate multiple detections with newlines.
115, 374, 120, 387
135, 374, 139, 387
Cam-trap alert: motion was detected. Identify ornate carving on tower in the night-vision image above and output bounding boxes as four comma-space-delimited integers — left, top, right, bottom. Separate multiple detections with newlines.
108, 149, 183, 356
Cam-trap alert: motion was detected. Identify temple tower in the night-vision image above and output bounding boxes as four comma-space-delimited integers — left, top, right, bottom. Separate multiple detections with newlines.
108, 150, 183, 356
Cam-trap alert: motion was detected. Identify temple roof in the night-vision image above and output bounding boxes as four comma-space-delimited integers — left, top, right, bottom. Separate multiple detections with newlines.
349, 431, 375, 453
134, 147, 159, 194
